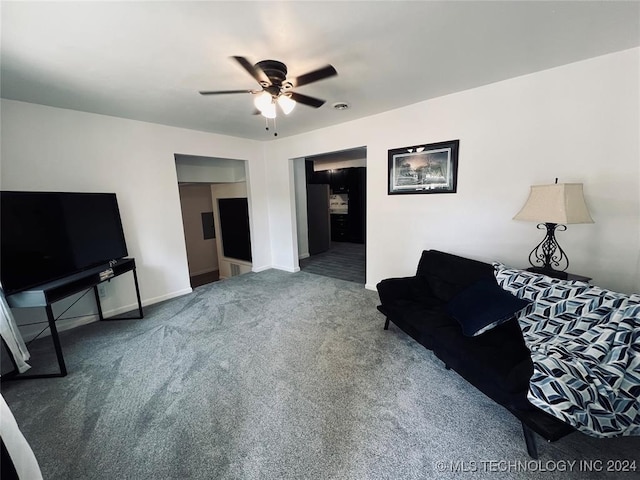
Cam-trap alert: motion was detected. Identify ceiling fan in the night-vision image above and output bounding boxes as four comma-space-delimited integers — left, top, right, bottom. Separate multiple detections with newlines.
199, 56, 338, 119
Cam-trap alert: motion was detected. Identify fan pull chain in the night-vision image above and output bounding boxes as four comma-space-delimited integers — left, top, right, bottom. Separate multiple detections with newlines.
264, 117, 278, 136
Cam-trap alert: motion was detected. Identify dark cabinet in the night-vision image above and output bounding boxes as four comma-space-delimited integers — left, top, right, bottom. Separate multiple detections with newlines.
330, 169, 349, 193
346, 167, 366, 244
331, 214, 349, 242
306, 162, 366, 245
305, 164, 349, 193
328, 167, 365, 243
307, 167, 330, 185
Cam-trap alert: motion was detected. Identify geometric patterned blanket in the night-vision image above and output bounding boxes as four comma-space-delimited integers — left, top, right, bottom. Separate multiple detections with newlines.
494, 263, 640, 438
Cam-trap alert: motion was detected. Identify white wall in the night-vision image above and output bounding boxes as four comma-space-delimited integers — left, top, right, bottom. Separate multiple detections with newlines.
0, 100, 269, 324
293, 158, 309, 259
265, 48, 640, 294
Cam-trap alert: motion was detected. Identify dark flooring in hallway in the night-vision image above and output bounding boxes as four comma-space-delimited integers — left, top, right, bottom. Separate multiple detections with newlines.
299, 242, 365, 284
190, 270, 219, 288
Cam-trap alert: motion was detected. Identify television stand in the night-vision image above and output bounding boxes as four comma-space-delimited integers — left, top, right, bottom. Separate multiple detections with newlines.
3, 258, 143, 380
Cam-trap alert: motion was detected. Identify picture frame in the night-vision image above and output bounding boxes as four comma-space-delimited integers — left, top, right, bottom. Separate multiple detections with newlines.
388, 139, 459, 195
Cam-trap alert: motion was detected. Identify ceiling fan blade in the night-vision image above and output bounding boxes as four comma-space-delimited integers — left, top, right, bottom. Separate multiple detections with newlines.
232, 56, 269, 85
289, 92, 326, 108
199, 89, 254, 95
292, 65, 337, 87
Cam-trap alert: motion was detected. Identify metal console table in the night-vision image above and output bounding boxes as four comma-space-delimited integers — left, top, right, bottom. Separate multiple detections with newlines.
3, 258, 143, 379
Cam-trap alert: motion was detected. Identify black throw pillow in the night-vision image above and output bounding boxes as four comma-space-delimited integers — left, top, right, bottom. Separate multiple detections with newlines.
424, 274, 460, 302
446, 279, 531, 336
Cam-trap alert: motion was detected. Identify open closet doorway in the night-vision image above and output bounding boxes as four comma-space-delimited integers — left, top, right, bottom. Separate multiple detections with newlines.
175, 154, 253, 288
294, 147, 366, 284
178, 183, 220, 287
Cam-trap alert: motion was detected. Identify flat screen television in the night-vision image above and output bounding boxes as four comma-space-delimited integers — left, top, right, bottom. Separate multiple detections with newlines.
218, 197, 252, 262
1, 191, 128, 294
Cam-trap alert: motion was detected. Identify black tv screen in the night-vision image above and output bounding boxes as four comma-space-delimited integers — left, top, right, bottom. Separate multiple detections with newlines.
1, 191, 128, 294
218, 197, 252, 262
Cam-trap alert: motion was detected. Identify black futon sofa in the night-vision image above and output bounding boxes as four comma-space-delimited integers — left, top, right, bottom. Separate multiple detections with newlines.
376, 249, 574, 458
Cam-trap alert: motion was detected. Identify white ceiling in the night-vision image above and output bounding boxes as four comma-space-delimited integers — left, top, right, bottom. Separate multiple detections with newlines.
2, 1, 639, 141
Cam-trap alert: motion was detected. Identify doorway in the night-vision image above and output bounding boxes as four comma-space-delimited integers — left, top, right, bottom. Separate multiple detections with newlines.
178, 183, 219, 288
295, 147, 367, 284
175, 154, 253, 287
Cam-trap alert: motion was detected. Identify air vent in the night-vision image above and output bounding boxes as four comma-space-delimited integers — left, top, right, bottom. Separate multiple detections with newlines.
230, 264, 241, 277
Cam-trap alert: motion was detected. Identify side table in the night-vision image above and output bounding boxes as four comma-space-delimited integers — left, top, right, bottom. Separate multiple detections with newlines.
526, 267, 591, 283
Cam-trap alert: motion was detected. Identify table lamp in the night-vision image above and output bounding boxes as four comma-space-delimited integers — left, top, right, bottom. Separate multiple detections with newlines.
513, 180, 594, 278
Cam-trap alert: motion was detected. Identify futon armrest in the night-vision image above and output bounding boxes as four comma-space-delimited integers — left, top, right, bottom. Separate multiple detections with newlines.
376, 275, 433, 307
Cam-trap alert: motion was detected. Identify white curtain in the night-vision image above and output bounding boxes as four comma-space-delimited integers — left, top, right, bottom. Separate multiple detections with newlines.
0, 394, 43, 480
0, 289, 31, 374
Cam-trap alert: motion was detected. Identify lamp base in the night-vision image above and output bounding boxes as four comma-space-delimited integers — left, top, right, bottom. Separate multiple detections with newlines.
527, 222, 570, 273
526, 266, 568, 280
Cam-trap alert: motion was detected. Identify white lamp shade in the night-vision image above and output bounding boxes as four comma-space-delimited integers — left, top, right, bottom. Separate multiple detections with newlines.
277, 94, 296, 115
513, 183, 594, 224
253, 91, 273, 112
260, 102, 276, 119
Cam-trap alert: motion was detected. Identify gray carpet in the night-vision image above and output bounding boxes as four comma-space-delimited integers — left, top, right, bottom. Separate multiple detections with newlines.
299, 242, 365, 284
1, 270, 638, 479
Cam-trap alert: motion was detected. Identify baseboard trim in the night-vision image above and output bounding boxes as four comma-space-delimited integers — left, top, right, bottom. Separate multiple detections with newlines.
55, 314, 99, 333
138, 288, 193, 308
103, 287, 192, 317
252, 264, 305, 274
273, 265, 300, 273
365, 283, 377, 291
252, 265, 271, 273
30, 287, 194, 338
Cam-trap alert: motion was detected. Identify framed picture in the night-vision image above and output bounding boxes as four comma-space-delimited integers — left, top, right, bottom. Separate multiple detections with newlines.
388, 139, 459, 195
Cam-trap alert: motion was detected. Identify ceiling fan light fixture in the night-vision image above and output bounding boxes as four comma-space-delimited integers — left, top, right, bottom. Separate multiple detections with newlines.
253, 91, 273, 113
201, 57, 338, 130
277, 94, 296, 115
261, 101, 277, 119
